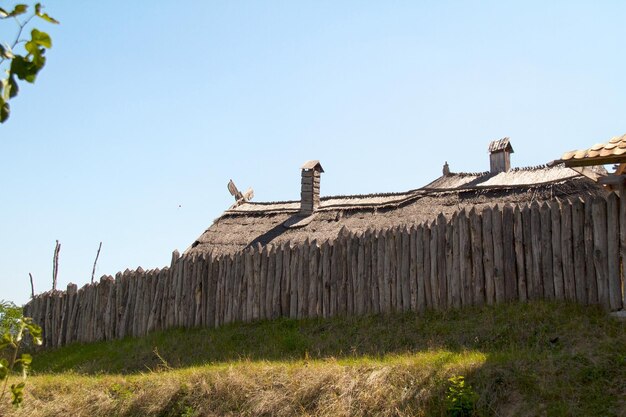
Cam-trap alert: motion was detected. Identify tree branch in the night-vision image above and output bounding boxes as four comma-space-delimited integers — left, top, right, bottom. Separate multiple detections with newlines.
91, 242, 102, 284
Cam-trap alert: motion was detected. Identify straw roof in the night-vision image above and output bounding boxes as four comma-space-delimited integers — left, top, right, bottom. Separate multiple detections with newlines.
185, 164, 607, 257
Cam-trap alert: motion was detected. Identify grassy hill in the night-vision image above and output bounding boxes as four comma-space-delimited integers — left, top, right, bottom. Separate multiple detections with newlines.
3, 302, 625, 416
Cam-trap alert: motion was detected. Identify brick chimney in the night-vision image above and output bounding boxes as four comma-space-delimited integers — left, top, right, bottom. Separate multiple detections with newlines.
300, 160, 324, 216
488, 138, 514, 173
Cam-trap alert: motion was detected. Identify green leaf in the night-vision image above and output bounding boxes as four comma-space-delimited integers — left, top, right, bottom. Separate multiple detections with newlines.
8, 4, 28, 17
35, 4, 59, 24
0, 358, 9, 380
31, 29, 52, 48
0, 96, 9, 122
10, 381, 26, 407
10, 56, 38, 83
0, 7, 8, 18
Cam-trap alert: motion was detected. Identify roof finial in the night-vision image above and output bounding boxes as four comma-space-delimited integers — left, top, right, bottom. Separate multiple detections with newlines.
443, 161, 450, 176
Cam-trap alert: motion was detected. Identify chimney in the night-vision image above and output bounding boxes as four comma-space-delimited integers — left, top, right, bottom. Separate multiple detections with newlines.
488, 137, 514, 173
300, 160, 324, 216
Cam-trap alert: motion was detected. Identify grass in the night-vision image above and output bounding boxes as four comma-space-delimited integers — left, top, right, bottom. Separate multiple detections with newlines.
3, 301, 625, 416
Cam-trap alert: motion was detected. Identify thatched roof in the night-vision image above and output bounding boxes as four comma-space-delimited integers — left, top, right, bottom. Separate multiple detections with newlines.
185, 164, 607, 257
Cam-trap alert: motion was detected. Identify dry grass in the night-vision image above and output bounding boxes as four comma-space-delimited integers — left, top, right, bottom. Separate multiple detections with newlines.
2, 302, 625, 416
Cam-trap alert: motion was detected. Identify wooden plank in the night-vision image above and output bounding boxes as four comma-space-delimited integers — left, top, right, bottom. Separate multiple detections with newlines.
409, 226, 418, 311
530, 202, 543, 300
459, 210, 472, 307
308, 241, 320, 317
572, 198, 588, 305
606, 193, 622, 310
451, 213, 461, 308
346, 234, 355, 315
266, 246, 276, 319
272, 245, 282, 319
259, 247, 268, 320
299, 240, 310, 319
356, 236, 366, 315
592, 198, 610, 309
437, 214, 447, 310
584, 199, 598, 304
561, 200, 576, 301
503, 205, 517, 302
550, 200, 564, 300
429, 222, 440, 310
492, 205, 505, 304
329, 241, 338, 317
337, 231, 348, 315
388, 229, 398, 311
540, 203, 554, 300
521, 205, 534, 300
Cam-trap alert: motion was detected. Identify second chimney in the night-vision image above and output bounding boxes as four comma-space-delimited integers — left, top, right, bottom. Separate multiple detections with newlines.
488, 137, 514, 173
300, 160, 324, 216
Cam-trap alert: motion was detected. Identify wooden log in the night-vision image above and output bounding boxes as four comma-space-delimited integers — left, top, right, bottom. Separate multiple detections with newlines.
265, 247, 276, 320
309, 241, 320, 317
355, 236, 365, 315
329, 240, 339, 317
530, 202, 543, 300
345, 234, 354, 315
423, 225, 432, 309
280, 244, 291, 317
253, 246, 261, 321
606, 193, 622, 310
437, 214, 448, 310
290, 245, 299, 318
592, 198, 610, 309
401, 227, 412, 311
550, 200, 564, 300
513, 206, 527, 302
572, 198, 588, 305
582, 197, 599, 305
429, 222, 440, 310
259, 247, 268, 320
521, 205, 534, 300
377, 230, 387, 313
409, 226, 418, 311
540, 203, 554, 300
492, 205, 505, 304
451, 213, 461, 308
561, 200, 576, 301
272, 245, 282, 319
502, 205, 517, 302
225, 255, 234, 324
383, 229, 393, 312
621, 187, 626, 308
482, 206, 496, 305
321, 241, 331, 318
370, 232, 380, 314
362, 228, 374, 313
231, 252, 241, 323
445, 215, 454, 307
459, 210, 473, 307
416, 225, 426, 312
299, 240, 310, 319
394, 228, 404, 311
469, 209, 484, 305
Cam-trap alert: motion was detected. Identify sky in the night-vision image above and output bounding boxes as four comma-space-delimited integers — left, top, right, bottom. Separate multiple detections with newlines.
1, 1, 625, 306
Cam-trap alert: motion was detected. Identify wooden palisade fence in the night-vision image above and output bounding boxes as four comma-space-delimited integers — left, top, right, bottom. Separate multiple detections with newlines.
24, 195, 625, 348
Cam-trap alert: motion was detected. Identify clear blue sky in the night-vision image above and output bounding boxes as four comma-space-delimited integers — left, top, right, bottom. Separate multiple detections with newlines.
1, 1, 625, 305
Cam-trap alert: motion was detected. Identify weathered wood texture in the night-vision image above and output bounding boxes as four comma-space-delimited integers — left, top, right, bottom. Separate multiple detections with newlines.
28, 196, 624, 348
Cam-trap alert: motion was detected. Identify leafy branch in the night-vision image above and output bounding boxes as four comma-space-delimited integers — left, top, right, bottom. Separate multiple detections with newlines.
0, 2, 58, 123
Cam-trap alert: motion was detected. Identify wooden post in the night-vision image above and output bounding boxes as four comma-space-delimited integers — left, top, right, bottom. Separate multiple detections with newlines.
423, 225, 432, 309
513, 206, 527, 302
572, 198, 588, 305
469, 208, 485, 305
416, 225, 426, 312
620, 186, 626, 308
530, 202, 543, 300
281, 244, 291, 317
502, 205, 517, 302
451, 213, 461, 308
592, 198, 610, 309
584, 198, 598, 304
290, 245, 299, 319
371, 232, 381, 314
540, 203, 554, 300
445, 215, 454, 307
308, 241, 320, 317
409, 226, 418, 311
429, 222, 440, 309
259, 247, 268, 320
402, 227, 412, 311
607, 193, 622, 310
459, 210, 473, 307
356, 236, 366, 315
561, 200, 576, 301
521, 205, 534, 300
550, 200, 564, 300
378, 230, 387, 313
321, 241, 331, 318
492, 205, 505, 304
437, 214, 448, 310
